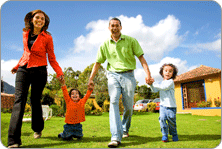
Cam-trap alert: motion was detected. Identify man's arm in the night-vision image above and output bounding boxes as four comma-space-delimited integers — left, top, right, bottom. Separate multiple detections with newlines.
88, 62, 101, 87
138, 55, 152, 84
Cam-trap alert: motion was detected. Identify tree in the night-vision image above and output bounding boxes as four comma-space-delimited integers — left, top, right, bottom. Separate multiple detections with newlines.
77, 63, 109, 105
46, 67, 81, 90
137, 85, 152, 99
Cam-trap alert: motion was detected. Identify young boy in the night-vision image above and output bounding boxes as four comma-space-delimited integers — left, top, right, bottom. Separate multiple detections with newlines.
148, 63, 179, 142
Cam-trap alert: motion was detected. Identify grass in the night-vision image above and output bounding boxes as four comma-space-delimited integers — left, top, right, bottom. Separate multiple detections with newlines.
1, 112, 221, 148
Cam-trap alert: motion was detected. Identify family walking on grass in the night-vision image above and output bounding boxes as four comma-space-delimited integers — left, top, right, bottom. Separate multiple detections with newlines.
7, 9, 178, 148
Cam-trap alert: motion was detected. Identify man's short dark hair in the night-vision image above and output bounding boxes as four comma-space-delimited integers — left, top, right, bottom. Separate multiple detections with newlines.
109, 17, 121, 26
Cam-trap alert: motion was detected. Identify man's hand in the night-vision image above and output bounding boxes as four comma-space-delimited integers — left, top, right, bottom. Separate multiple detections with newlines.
88, 80, 94, 91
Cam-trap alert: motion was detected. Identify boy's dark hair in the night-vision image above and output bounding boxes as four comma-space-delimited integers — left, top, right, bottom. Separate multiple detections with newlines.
69, 88, 82, 99
109, 17, 122, 26
159, 63, 178, 80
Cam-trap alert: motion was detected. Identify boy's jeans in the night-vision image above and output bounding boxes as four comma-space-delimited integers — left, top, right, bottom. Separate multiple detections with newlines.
159, 105, 178, 136
107, 71, 136, 142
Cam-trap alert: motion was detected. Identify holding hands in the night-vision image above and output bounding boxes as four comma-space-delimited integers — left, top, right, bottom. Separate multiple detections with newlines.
146, 77, 154, 85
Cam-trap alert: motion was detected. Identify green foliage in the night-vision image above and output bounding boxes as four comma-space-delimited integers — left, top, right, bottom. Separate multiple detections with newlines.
103, 100, 110, 112
95, 92, 109, 107
78, 63, 108, 107
214, 98, 221, 107
136, 85, 152, 99
49, 104, 65, 116
197, 101, 212, 108
147, 102, 157, 112
25, 103, 31, 112
84, 103, 93, 114
46, 67, 81, 90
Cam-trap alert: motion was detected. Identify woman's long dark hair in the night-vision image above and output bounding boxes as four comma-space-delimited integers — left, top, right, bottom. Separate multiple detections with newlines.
23, 9, 50, 34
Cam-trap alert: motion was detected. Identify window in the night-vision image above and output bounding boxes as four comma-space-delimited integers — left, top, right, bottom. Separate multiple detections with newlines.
182, 80, 206, 109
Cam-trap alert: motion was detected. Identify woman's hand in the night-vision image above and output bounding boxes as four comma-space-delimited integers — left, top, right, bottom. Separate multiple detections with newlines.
11, 68, 17, 74
57, 75, 65, 86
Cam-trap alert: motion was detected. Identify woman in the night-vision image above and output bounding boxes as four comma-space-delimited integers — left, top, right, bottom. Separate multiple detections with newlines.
8, 9, 64, 148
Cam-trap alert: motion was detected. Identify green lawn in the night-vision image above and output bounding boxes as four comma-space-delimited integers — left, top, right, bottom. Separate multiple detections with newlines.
1, 112, 221, 148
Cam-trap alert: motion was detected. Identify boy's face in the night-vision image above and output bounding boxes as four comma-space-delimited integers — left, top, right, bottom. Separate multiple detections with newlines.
163, 65, 174, 80
70, 90, 80, 103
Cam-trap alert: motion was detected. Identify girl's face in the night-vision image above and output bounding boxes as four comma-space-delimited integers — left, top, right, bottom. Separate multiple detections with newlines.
163, 65, 174, 80
70, 90, 80, 103
32, 13, 45, 31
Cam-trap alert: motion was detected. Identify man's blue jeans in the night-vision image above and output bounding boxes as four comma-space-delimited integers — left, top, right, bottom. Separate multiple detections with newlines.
107, 71, 136, 142
159, 105, 178, 136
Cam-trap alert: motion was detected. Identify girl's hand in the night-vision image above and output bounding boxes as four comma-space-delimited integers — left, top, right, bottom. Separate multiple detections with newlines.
11, 68, 17, 74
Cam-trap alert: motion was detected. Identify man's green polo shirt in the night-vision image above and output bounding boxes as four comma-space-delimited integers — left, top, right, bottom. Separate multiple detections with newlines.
96, 34, 144, 72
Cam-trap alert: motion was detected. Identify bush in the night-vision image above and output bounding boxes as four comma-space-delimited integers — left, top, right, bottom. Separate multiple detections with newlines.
103, 100, 110, 112
147, 102, 156, 112
85, 103, 93, 114
25, 103, 31, 112
95, 92, 109, 107
197, 101, 212, 108
214, 98, 221, 107
50, 104, 65, 116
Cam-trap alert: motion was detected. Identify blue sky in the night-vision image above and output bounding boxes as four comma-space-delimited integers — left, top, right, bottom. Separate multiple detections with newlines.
1, 1, 221, 87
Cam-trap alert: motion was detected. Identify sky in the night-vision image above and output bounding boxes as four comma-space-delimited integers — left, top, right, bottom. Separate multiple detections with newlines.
1, 0, 221, 87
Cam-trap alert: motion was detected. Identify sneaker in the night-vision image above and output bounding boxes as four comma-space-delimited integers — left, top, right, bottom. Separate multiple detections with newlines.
8, 144, 19, 148
172, 135, 179, 141
108, 140, 120, 148
34, 132, 42, 139
162, 135, 168, 142
122, 132, 129, 138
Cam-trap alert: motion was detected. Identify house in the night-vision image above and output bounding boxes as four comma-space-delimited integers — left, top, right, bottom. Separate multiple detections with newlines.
174, 65, 221, 116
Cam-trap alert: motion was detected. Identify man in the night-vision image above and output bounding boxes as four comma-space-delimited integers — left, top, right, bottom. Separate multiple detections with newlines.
88, 18, 152, 147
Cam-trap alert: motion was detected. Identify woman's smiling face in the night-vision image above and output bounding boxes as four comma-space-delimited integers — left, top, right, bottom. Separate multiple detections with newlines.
32, 13, 45, 30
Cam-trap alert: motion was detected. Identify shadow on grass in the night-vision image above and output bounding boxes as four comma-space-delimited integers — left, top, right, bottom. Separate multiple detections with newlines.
21, 134, 221, 148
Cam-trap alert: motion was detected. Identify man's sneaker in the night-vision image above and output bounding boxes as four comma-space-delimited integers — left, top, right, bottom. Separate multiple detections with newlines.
34, 132, 42, 139
122, 132, 129, 138
8, 144, 19, 148
108, 140, 120, 148
172, 135, 179, 141
162, 135, 168, 142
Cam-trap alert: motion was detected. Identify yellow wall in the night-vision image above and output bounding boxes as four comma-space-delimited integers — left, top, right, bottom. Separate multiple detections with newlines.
174, 74, 221, 116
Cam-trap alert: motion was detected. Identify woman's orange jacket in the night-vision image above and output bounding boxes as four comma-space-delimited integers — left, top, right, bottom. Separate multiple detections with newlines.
13, 30, 63, 77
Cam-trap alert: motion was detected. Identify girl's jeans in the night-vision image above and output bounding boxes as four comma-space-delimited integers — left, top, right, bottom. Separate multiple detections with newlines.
8, 65, 47, 146
159, 105, 178, 136
59, 123, 83, 139
107, 71, 136, 142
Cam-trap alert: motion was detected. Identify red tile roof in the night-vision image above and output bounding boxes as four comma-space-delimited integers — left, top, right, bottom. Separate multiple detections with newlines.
174, 65, 221, 83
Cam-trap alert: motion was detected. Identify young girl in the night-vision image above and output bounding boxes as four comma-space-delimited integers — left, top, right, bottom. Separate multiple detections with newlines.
58, 78, 94, 140
148, 63, 178, 142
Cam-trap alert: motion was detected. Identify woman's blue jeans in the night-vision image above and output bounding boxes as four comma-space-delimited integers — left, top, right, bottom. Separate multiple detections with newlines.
159, 105, 178, 136
107, 71, 136, 142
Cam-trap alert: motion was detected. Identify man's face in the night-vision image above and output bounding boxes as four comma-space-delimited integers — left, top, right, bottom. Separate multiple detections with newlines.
108, 20, 122, 38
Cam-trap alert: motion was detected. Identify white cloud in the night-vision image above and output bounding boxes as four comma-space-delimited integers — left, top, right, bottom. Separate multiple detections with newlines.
134, 57, 199, 85
1, 59, 18, 86
71, 14, 183, 62
182, 38, 221, 53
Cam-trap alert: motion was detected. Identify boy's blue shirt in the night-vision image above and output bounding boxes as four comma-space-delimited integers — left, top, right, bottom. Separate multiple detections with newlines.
150, 79, 177, 108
